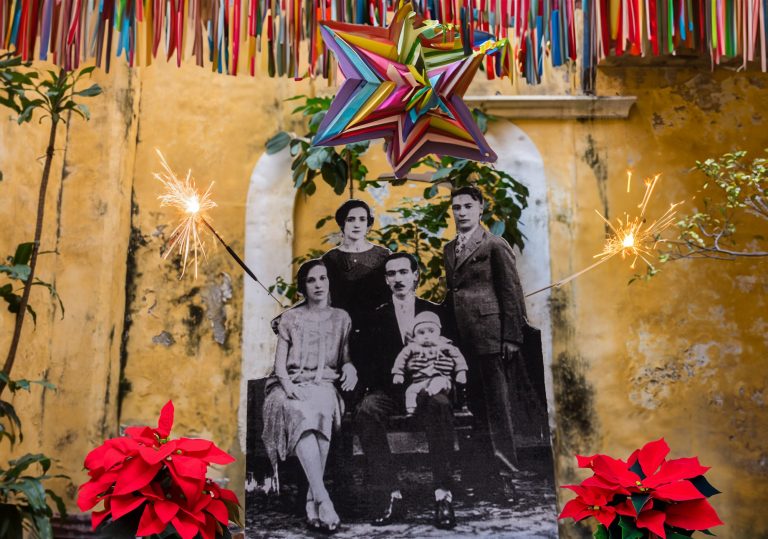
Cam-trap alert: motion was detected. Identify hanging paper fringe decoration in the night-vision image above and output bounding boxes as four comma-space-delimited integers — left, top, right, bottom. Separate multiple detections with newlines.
0, 0, 571, 84
582, 0, 768, 91
0, 0, 766, 92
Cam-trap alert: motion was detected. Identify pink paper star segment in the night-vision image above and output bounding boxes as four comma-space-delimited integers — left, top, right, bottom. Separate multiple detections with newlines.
313, 3, 497, 178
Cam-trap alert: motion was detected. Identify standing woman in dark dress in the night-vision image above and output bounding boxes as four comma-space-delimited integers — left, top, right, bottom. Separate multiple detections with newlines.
322, 200, 391, 388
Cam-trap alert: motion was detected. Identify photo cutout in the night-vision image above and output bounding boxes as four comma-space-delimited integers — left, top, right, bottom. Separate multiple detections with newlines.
245, 194, 558, 537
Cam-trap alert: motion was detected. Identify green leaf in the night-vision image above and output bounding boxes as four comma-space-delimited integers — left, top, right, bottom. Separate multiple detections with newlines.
472, 107, 488, 133
31, 278, 65, 318
320, 162, 339, 189
45, 489, 67, 517
33, 513, 55, 539
315, 216, 333, 229
432, 167, 453, 181
490, 220, 506, 236
7, 477, 48, 511
77, 65, 97, 77
0, 399, 23, 444
6, 453, 52, 480
73, 102, 90, 120
690, 475, 721, 497
1, 284, 38, 325
2, 376, 55, 393
17, 99, 44, 124
305, 147, 333, 170
345, 140, 370, 154
308, 110, 326, 133
265, 131, 292, 154
628, 460, 645, 479
631, 493, 651, 515
13, 242, 34, 265
424, 185, 439, 199
593, 524, 610, 539
0, 264, 30, 281
73, 83, 101, 97
618, 516, 644, 539
333, 162, 348, 195
292, 161, 307, 188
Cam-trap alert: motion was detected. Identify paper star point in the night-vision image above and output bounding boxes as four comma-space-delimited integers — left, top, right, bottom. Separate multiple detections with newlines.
314, 3, 497, 178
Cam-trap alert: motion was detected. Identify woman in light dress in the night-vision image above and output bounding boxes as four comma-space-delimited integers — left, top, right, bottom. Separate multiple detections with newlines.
262, 259, 358, 533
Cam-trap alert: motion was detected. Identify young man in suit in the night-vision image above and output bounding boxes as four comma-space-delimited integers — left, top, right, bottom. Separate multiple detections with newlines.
354, 252, 458, 529
443, 185, 527, 495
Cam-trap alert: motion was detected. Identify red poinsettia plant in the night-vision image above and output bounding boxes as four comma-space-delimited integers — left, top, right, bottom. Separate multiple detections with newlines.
559, 438, 723, 539
77, 401, 241, 539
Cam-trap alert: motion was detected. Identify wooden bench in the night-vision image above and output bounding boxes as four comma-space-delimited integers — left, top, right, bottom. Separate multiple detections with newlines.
245, 379, 474, 494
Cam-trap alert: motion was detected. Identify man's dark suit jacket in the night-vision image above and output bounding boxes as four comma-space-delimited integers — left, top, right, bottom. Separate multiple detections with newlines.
358, 297, 444, 393
444, 226, 527, 357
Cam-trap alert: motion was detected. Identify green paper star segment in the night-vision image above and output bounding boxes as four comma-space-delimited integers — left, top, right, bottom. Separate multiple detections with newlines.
313, 3, 497, 178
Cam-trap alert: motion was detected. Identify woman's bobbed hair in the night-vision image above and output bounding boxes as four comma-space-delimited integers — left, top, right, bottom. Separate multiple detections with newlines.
334, 199, 374, 229
296, 259, 327, 297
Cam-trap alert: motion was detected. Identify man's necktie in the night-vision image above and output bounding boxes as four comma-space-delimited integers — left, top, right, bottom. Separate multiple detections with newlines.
455, 234, 467, 257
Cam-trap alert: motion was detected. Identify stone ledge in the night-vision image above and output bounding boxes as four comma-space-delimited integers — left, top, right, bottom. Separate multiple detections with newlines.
463, 95, 637, 120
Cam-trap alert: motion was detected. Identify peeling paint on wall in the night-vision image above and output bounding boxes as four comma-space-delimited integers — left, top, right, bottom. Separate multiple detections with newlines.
152, 331, 175, 346
203, 272, 233, 347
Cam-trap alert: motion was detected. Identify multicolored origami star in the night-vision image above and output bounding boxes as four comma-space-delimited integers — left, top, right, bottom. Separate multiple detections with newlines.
314, 3, 497, 178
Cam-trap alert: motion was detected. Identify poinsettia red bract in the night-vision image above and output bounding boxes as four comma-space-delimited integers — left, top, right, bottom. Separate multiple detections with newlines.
559, 438, 723, 539
77, 401, 241, 539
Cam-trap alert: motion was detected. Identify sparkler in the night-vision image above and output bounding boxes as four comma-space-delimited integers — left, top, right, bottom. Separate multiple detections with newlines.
155, 150, 284, 306
526, 172, 683, 297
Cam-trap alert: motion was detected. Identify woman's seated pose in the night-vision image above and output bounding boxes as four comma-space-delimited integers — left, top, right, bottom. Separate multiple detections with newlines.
261, 259, 358, 533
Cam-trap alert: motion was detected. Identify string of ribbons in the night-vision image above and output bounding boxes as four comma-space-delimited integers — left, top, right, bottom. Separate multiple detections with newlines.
1, 0, 766, 91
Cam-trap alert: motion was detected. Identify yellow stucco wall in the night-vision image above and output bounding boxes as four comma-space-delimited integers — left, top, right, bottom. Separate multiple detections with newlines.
1, 52, 767, 538
539, 67, 768, 537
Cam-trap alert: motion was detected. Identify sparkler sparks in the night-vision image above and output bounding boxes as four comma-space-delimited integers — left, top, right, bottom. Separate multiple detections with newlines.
155, 149, 216, 279
527, 172, 683, 297
154, 150, 286, 306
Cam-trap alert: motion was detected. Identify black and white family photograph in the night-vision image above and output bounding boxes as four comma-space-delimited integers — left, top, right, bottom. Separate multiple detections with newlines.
246, 188, 558, 537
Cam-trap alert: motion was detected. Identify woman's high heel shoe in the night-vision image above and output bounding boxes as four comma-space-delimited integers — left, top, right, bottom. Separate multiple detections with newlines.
305, 497, 322, 532
317, 499, 340, 534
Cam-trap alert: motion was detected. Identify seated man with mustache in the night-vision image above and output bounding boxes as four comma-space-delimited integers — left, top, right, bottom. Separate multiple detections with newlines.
354, 252, 459, 530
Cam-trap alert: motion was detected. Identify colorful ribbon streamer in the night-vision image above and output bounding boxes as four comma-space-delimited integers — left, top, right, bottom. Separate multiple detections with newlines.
1, 0, 765, 92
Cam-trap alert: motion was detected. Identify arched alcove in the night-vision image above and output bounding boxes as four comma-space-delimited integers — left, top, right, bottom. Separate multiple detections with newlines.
238, 148, 295, 451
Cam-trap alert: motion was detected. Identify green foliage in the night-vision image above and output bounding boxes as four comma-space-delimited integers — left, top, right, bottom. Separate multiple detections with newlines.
666, 149, 768, 259
373, 198, 450, 300
0, 52, 32, 115
265, 95, 528, 303
0, 377, 65, 539
0, 373, 55, 452
0, 243, 64, 325
2, 64, 100, 124
265, 95, 371, 197
418, 154, 529, 252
